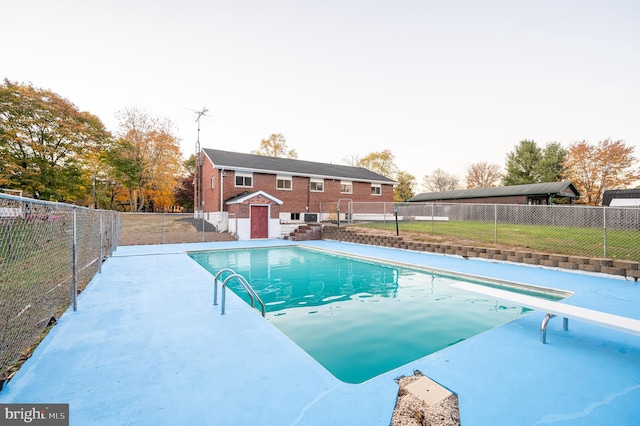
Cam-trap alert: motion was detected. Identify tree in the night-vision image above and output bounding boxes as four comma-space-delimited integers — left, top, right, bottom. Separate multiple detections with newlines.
422, 169, 460, 192
344, 149, 404, 199
108, 107, 183, 211
0, 79, 110, 202
88, 149, 120, 210
104, 138, 144, 211
173, 155, 196, 211
0, 145, 15, 187
503, 140, 567, 185
394, 171, 416, 201
252, 133, 297, 158
355, 149, 397, 178
538, 142, 567, 182
502, 140, 542, 185
465, 162, 502, 188
341, 153, 361, 167
562, 139, 639, 205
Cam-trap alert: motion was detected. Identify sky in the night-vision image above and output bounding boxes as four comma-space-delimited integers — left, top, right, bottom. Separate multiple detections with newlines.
4, 1, 639, 186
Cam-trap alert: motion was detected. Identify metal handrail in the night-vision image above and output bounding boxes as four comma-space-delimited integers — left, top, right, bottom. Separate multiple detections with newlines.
213, 268, 236, 305
223, 274, 255, 309
217, 271, 266, 317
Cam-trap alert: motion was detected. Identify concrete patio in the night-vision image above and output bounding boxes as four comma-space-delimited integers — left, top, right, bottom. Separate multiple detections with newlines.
1, 240, 639, 425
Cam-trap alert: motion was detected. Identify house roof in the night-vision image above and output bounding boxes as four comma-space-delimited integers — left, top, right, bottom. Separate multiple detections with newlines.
225, 190, 283, 205
408, 182, 581, 202
202, 148, 397, 185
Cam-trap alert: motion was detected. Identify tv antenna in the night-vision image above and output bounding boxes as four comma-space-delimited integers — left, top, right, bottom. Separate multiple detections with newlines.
194, 107, 209, 212
195, 107, 209, 156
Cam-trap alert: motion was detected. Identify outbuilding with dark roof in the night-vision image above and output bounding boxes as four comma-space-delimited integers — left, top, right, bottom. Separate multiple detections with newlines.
602, 189, 640, 207
409, 182, 581, 205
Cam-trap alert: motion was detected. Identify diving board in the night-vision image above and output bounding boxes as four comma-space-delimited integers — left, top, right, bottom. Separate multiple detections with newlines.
450, 282, 640, 343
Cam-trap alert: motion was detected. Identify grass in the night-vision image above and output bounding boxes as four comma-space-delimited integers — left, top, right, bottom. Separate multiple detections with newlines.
354, 220, 640, 261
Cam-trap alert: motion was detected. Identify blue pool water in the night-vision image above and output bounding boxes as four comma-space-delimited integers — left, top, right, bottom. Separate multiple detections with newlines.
190, 246, 556, 383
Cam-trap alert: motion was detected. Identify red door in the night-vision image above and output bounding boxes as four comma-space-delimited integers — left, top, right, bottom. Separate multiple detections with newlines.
250, 205, 269, 239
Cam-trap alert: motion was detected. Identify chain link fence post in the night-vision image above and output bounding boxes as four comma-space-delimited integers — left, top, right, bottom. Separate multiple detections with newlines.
603, 207, 607, 258
99, 212, 103, 274
72, 208, 78, 312
494, 204, 498, 244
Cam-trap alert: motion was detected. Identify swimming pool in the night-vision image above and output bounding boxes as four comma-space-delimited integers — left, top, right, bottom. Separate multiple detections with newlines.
190, 246, 562, 383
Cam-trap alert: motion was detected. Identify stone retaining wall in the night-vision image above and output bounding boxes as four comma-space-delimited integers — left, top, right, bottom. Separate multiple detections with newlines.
322, 225, 640, 280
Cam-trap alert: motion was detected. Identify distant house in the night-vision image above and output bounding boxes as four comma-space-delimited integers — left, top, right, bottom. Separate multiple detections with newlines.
196, 148, 396, 239
602, 189, 640, 207
408, 182, 581, 205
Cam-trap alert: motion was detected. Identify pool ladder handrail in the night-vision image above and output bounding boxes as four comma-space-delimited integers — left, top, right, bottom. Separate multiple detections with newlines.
213, 269, 265, 317
213, 268, 235, 305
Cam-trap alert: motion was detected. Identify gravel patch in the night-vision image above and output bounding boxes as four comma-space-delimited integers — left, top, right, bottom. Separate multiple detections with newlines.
392, 371, 460, 426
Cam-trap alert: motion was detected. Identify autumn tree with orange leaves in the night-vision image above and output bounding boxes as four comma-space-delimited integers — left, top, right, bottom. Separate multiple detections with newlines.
107, 107, 183, 211
562, 139, 639, 205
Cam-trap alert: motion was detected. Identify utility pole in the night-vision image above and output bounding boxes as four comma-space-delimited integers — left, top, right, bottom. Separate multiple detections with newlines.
193, 107, 208, 215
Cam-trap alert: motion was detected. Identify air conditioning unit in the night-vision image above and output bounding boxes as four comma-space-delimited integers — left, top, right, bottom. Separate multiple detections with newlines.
304, 213, 318, 223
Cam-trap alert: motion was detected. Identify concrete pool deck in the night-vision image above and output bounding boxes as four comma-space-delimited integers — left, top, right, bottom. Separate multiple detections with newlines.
1, 240, 640, 425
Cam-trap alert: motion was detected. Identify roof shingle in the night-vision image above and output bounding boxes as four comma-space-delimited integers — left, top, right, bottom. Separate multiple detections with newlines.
409, 182, 580, 202
202, 148, 396, 184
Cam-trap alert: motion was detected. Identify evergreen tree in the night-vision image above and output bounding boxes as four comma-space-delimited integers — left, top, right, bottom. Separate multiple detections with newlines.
503, 140, 568, 185
502, 140, 542, 185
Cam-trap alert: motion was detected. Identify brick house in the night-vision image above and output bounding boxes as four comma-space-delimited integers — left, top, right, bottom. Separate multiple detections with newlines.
196, 148, 396, 239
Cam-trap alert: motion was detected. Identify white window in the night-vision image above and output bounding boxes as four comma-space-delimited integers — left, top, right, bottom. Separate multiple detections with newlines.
210, 175, 215, 189
276, 175, 292, 190
340, 181, 353, 194
371, 184, 382, 196
310, 179, 324, 192
235, 172, 253, 187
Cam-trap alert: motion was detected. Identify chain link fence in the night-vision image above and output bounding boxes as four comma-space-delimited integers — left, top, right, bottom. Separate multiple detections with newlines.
0, 194, 118, 387
118, 213, 237, 245
321, 201, 640, 262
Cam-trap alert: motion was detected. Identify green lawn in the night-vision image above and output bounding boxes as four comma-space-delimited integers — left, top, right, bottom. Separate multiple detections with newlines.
355, 220, 640, 261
